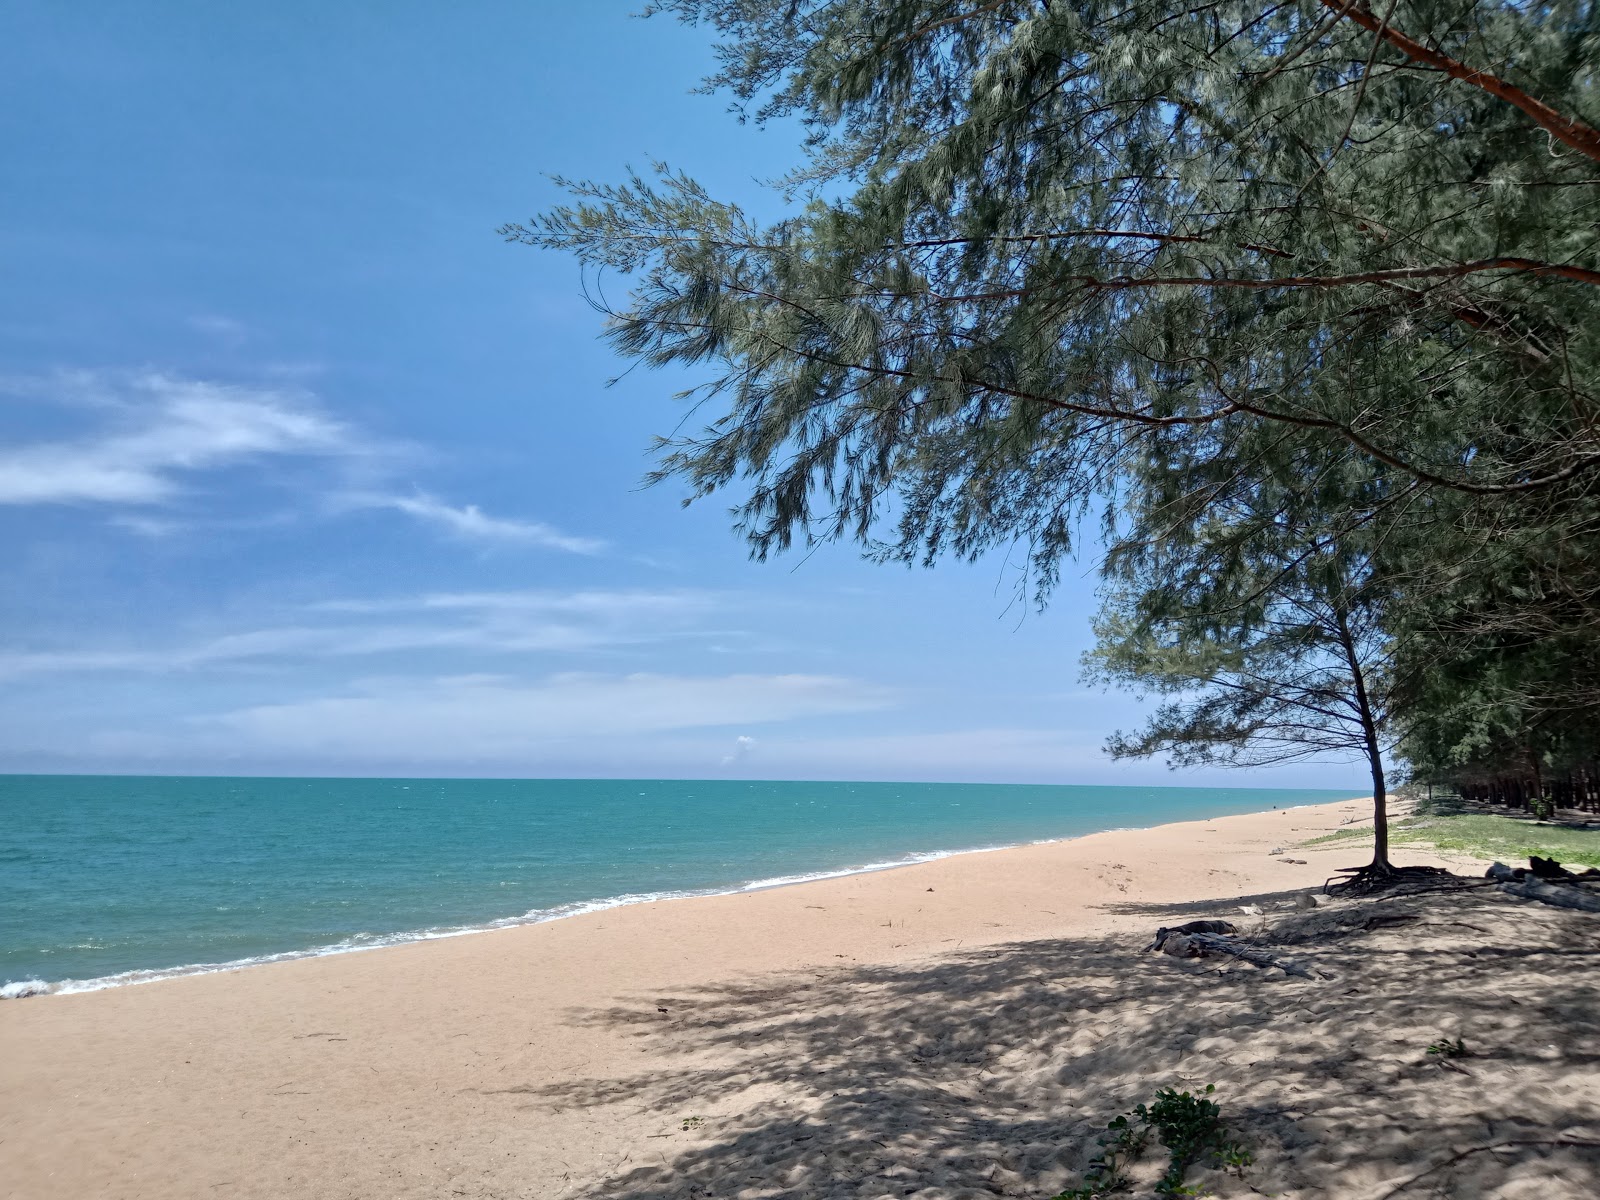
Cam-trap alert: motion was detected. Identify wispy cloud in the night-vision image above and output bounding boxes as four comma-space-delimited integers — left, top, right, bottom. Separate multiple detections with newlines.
0, 372, 596, 556
202, 672, 895, 759
0, 372, 354, 505
359, 492, 604, 553
310, 587, 719, 619
0, 588, 736, 680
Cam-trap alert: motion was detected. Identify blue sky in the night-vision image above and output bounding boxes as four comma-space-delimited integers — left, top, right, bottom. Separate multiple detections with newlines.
0, 1, 1364, 786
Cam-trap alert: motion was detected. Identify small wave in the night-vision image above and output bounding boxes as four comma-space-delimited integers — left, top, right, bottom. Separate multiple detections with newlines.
13, 795, 1364, 998
1, 980, 55, 1000
20, 843, 1020, 996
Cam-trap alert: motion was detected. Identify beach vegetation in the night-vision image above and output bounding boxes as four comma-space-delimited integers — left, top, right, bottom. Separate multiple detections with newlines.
1141, 1085, 1253, 1194
517, 1, 1600, 887
1426, 1036, 1469, 1060
1302, 800, 1600, 868
1055, 1084, 1251, 1197
1085, 465, 1407, 885
1055, 1111, 1148, 1198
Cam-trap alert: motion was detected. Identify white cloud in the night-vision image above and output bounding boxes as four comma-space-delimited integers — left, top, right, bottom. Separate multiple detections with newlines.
0, 372, 352, 505
0, 589, 737, 680
311, 587, 719, 620
203, 672, 894, 760
361, 492, 604, 553
720, 733, 757, 766
0, 372, 594, 558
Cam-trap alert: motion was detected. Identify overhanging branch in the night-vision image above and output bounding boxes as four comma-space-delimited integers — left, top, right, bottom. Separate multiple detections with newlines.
1322, 0, 1600, 164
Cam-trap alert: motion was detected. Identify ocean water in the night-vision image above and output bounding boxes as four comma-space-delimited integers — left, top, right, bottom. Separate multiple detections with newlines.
0, 775, 1361, 992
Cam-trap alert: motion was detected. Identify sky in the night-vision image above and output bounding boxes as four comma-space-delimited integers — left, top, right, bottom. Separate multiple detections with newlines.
0, 1, 1366, 786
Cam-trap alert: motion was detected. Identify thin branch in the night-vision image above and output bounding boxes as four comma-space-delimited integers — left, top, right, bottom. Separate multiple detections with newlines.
925, 257, 1600, 300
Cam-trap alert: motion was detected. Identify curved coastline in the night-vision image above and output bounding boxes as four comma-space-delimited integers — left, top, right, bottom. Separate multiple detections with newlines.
4, 794, 1365, 998
15, 793, 1491, 1200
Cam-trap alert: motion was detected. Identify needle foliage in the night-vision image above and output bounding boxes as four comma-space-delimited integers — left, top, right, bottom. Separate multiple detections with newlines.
513, 1, 1600, 855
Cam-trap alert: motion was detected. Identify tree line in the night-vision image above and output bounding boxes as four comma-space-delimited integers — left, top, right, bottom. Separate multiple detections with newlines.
512, 0, 1600, 887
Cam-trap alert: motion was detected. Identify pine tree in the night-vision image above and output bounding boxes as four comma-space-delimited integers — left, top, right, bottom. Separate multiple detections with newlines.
1085, 450, 1413, 885
516, 1, 1599, 581
514, 2, 1600, 860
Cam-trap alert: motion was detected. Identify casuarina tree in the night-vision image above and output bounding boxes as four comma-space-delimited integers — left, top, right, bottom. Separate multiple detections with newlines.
515, 2, 1600, 873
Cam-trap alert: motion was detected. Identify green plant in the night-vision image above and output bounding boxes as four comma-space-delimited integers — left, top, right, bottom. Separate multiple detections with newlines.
1426, 1037, 1468, 1060
679, 1115, 705, 1131
1053, 1113, 1148, 1198
1053, 1085, 1250, 1198
1138, 1085, 1252, 1194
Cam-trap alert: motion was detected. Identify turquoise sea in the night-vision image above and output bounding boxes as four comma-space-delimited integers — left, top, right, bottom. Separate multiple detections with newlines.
0, 775, 1360, 993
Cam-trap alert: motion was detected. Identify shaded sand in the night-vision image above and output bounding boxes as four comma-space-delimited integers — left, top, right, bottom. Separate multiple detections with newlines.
4, 797, 1598, 1199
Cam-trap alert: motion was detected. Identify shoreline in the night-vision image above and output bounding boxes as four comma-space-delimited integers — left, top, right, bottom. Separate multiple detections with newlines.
4, 794, 1483, 1200
5, 793, 1369, 999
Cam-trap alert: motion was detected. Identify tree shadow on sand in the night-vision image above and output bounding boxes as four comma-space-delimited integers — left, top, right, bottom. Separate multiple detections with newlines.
500, 889, 1600, 1200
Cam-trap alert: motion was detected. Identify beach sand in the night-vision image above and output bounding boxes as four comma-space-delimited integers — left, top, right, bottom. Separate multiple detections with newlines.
4, 796, 1598, 1199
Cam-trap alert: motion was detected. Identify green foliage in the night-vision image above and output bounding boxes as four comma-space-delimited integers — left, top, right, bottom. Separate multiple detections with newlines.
1139, 1086, 1253, 1194
1392, 527, 1600, 805
522, 1, 1600, 580
1426, 1037, 1469, 1059
520, 2, 1600, 813
1055, 1085, 1251, 1198
1087, 500, 1392, 769
1054, 1112, 1148, 1198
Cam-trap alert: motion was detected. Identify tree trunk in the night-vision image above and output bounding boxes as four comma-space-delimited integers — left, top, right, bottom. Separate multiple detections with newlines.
1369, 748, 1390, 870
1334, 607, 1390, 870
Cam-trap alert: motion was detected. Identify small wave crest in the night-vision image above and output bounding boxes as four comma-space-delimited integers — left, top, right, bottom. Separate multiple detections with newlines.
1, 979, 55, 1000
12, 842, 1025, 998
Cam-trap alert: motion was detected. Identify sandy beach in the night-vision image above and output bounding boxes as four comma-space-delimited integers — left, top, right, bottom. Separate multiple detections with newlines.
4, 796, 1597, 1200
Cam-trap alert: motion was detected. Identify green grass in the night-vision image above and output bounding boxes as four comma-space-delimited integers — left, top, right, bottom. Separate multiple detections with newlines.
1302, 804, 1600, 868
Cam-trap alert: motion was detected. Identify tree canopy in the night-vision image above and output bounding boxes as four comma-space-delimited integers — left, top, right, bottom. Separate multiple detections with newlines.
515, 1, 1600, 882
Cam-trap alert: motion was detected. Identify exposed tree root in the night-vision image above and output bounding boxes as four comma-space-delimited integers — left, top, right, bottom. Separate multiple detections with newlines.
1323, 862, 1454, 897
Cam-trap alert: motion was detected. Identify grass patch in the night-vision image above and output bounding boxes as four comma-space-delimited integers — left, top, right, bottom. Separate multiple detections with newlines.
1302, 826, 1373, 846
1300, 806, 1600, 868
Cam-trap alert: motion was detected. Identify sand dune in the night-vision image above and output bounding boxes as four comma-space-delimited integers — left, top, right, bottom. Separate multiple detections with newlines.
4, 797, 1597, 1199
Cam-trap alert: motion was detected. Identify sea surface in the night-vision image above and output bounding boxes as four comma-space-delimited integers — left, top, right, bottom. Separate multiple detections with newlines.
0, 775, 1361, 992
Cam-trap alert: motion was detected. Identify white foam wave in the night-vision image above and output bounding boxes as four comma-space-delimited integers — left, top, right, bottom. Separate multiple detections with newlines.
1, 979, 55, 999
14, 843, 1013, 998
11, 795, 1365, 999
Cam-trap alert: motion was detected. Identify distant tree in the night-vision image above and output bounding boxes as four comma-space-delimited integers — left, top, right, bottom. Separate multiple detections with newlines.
1393, 499, 1600, 814
1084, 446, 1415, 885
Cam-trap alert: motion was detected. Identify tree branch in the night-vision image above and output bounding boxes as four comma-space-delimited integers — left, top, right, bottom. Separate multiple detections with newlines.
924, 256, 1600, 300
1322, 0, 1600, 164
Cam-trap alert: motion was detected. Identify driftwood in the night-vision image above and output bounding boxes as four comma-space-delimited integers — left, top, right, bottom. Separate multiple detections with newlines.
1142, 920, 1237, 950
1485, 860, 1600, 912
1498, 876, 1600, 913
1146, 923, 1322, 979
1188, 933, 1321, 979
1487, 856, 1600, 883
